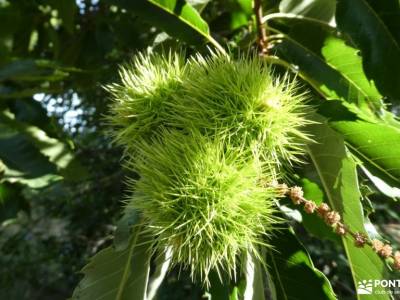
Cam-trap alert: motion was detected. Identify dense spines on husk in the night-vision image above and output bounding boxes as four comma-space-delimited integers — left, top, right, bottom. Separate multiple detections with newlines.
106, 51, 186, 151
130, 130, 279, 282
107, 50, 312, 284
171, 53, 311, 168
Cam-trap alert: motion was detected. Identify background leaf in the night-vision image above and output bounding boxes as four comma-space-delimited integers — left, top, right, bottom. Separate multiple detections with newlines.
299, 178, 341, 242
0, 112, 60, 188
361, 166, 400, 199
47, 0, 77, 34
266, 228, 336, 300
0, 60, 71, 82
279, 0, 336, 23
307, 117, 391, 299
72, 225, 152, 300
330, 120, 400, 190
268, 15, 383, 119
336, 0, 400, 100
0, 110, 86, 184
107, 0, 225, 52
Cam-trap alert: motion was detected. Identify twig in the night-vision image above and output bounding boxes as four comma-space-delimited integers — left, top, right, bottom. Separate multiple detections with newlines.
254, 0, 268, 55
272, 183, 400, 271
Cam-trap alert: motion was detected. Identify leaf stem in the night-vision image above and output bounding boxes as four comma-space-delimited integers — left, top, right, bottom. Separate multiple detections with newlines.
254, 0, 268, 55
116, 222, 143, 300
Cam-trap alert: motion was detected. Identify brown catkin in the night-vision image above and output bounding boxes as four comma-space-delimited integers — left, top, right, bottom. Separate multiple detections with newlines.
380, 244, 393, 258
354, 232, 367, 248
324, 211, 341, 226
335, 223, 347, 236
316, 203, 330, 217
394, 251, 400, 270
372, 239, 384, 252
289, 186, 304, 205
304, 201, 317, 214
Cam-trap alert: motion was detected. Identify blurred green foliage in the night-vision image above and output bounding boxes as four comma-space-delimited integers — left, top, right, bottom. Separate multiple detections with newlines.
0, 0, 399, 299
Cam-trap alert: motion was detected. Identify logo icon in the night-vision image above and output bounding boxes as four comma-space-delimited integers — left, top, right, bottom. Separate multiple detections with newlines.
357, 280, 373, 295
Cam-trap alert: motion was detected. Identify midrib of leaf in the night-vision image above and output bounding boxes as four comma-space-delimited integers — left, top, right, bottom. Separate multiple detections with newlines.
79, 268, 123, 291
116, 223, 143, 300
271, 33, 376, 121
148, 0, 226, 54
306, 145, 361, 300
324, 53, 373, 101
345, 141, 400, 184
269, 253, 288, 300
321, 37, 382, 112
267, 14, 378, 104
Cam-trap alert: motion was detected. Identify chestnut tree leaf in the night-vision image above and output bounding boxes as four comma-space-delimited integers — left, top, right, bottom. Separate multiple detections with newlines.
307, 116, 391, 299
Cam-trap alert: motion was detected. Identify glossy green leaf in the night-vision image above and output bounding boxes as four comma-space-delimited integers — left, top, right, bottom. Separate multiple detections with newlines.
107, 0, 225, 52
321, 36, 382, 112
330, 120, 400, 188
307, 117, 390, 299
266, 228, 336, 300
361, 166, 400, 199
71, 225, 152, 300
300, 178, 341, 242
187, 0, 211, 12
336, 0, 400, 100
267, 15, 383, 118
279, 0, 336, 23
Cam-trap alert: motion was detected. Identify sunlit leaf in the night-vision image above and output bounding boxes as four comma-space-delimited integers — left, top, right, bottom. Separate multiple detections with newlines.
267, 15, 383, 118
279, 0, 336, 23
107, 0, 225, 53
307, 116, 391, 299
330, 120, 400, 189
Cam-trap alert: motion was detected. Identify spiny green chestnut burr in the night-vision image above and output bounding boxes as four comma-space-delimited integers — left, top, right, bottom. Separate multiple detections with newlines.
107, 51, 312, 284
106, 51, 186, 153
107, 51, 310, 168
172, 53, 311, 168
129, 130, 280, 283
